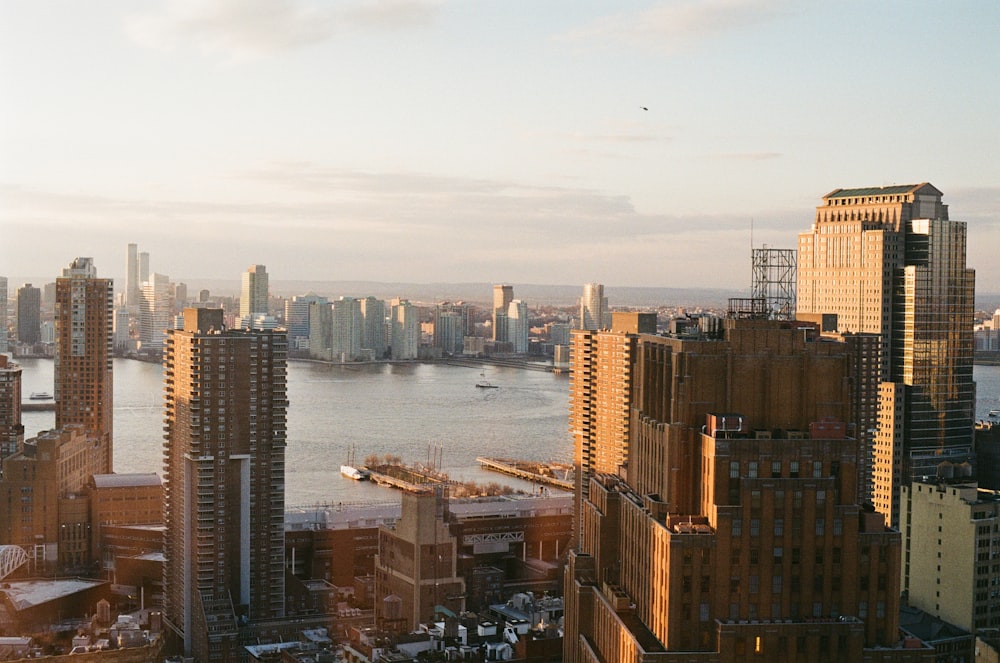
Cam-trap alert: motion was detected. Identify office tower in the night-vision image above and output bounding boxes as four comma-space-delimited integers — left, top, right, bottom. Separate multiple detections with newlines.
139, 251, 150, 283
579, 282, 609, 331
332, 296, 363, 361
506, 300, 529, 354
433, 304, 466, 355
16, 283, 41, 345
0, 276, 7, 353
239, 264, 269, 328
125, 243, 139, 308
163, 308, 288, 662
113, 308, 130, 353
139, 273, 172, 351
55, 257, 114, 474
284, 294, 327, 341
361, 296, 387, 359
797, 183, 975, 526
564, 319, 925, 662
492, 284, 513, 342
0, 355, 23, 459
900, 481, 1000, 633
390, 299, 419, 360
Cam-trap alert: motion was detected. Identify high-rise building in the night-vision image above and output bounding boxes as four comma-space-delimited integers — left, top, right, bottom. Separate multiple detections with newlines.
361, 297, 387, 359
125, 243, 140, 308
239, 264, 269, 328
433, 304, 466, 355
163, 308, 288, 662
0, 355, 23, 459
900, 481, 1000, 633
797, 183, 975, 526
308, 301, 333, 361
564, 319, 929, 662
492, 285, 513, 343
332, 296, 363, 361
579, 282, 609, 331
0, 276, 8, 353
16, 283, 41, 345
139, 273, 172, 351
55, 257, 114, 474
390, 299, 419, 360
284, 294, 327, 341
139, 251, 150, 284
505, 300, 530, 354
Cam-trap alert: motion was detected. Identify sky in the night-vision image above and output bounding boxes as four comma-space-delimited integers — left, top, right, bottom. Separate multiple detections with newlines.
1, 0, 998, 293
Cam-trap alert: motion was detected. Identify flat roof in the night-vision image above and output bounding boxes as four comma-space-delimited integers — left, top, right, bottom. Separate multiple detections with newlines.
92, 473, 161, 488
1, 579, 106, 611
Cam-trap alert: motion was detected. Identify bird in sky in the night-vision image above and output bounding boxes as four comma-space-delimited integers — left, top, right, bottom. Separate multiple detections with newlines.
640, 106, 648, 111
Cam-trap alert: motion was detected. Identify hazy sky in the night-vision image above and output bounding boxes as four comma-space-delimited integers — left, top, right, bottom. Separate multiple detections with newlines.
2, 1, 998, 292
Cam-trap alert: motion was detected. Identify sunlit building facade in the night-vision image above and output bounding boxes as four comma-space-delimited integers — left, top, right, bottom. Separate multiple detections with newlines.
162, 308, 288, 662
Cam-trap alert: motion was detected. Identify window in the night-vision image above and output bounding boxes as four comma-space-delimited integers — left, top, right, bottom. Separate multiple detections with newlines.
771, 461, 781, 478
732, 519, 742, 536
816, 519, 825, 536
774, 519, 784, 536
730, 461, 739, 479
813, 461, 823, 478
749, 462, 758, 478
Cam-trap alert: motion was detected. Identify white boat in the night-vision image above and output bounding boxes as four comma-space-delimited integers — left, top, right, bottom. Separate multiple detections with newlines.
340, 465, 370, 481
29, 392, 53, 400
476, 371, 499, 389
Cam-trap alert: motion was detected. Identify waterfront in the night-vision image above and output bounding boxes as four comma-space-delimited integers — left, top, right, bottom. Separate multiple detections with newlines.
17, 357, 573, 507
16, 358, 1000, 507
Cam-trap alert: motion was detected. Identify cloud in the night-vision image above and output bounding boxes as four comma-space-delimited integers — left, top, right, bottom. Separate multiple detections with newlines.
712, 151, 783, 161
125, 0, 441, 61
561, 0, 794, 53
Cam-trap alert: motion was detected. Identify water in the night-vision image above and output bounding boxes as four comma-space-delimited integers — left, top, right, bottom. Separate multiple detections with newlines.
17, 358, 573, 507
17, 358, 1000, 506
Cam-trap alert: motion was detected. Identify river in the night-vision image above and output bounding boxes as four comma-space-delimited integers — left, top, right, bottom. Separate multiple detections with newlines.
15, 358, 1000, 507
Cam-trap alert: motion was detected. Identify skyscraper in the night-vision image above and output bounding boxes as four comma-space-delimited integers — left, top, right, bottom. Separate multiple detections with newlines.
797, 183, 975, 526
163, 308, 288, 662
361, 296, 387, 359
579, 282, 609, 331
239, 264, 269, 328
16, 283, 41, 345
139, 251, 150, 284
125, 243, 139, 308
492, 284, 513, 342
54, 257, 114, 474
0, 276, 8, 353
139, 273, 172, 351
564, 319, 927, 662
506, 299, 529, 354
0, 355, 23, 459
390, 298, 419, 360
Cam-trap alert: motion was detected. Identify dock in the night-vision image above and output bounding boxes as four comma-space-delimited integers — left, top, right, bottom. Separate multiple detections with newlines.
476, 457, 573, 491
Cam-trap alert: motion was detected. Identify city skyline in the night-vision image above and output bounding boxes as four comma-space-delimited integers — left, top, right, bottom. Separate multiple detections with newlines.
2, 2, 998, 291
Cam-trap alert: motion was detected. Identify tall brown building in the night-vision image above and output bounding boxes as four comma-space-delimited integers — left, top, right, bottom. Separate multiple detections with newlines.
797, 184, 975, 526
564, 319, 933, 662
0, 355, 23, 459
54, 257, 114, 474
569, 312, 655, 545
162, 308, 288, 662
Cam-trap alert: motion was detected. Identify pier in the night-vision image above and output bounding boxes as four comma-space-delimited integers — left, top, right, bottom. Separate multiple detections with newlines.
476, 457, 573, 491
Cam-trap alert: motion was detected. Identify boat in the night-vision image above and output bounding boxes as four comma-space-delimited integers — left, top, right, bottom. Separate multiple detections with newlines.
988, 410, 1000, 422
341, 446, 370, 480
340, 465, 370, 481
476, 371, 499, 389
29, 392, 53, 400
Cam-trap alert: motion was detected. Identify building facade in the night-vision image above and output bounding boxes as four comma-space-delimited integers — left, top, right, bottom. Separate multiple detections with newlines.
139, 273, 173, 352
390, 299, 419, 360
493, 285, 513, 343
16, 283, 41, 345
564, 319, 931, 662
900, 481, 1000, 633
579, 283, 609, 331
239, 264, 269, 328
0, 355, 23, 459
797, 184, 975, 526
162, 308, 288, 662
55, 257, 114, 475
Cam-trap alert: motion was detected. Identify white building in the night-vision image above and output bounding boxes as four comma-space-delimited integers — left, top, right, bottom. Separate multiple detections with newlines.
390, 299, 419, 360
238, 264, 269, 329
139, 273, 172, 351
579, 282, 609, 331
506, 300, 529, 354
